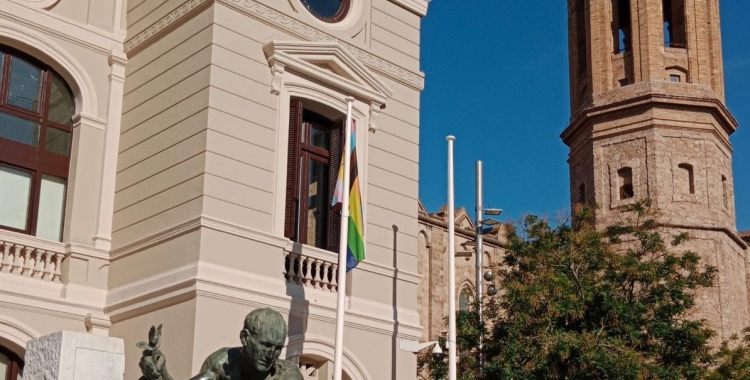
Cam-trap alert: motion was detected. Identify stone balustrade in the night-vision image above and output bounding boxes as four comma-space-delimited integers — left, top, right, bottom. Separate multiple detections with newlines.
283, 251, 339, 291
0, 239, 65, 283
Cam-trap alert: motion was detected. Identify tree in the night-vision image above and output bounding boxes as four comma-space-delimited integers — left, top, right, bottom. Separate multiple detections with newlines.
425, 201, 747, 380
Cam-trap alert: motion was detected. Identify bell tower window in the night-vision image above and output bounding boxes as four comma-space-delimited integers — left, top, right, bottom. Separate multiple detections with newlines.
677, 163, 694, 194
663, 0, 687, 48
618, 167, 634, 200
612, 0, 632, 53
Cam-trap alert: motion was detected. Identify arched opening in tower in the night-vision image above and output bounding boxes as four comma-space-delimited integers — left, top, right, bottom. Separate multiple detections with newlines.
611, 0, 632, 53
663, 0, 687, 48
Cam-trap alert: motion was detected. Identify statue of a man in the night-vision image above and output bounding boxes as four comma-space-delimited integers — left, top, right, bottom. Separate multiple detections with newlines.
138, 308, 304, 380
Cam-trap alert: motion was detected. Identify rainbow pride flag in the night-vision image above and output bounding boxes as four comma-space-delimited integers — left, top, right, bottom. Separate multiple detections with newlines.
332, 121, 365, 272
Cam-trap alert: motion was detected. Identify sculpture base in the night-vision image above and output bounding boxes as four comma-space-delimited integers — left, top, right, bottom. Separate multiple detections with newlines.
25, 331, 125, 380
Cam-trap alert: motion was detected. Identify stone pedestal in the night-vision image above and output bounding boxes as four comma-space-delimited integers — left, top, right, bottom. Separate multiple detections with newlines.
24, 331, 124, 380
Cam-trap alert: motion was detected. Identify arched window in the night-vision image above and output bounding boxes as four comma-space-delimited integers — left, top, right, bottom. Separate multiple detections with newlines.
458, 286, 473, 311
284, 99, 343, 252
612, 0, 632, 53
663, 0, 687, 48
618, 167, 634, 200
0, 346, 23, 380
0, 47, 74, 242
578, 183, 586, 205
678, 163, 694, 194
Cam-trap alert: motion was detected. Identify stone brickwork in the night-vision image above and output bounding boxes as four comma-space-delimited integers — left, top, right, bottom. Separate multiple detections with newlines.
563, 0, 748, 341
416, 202, 506, 343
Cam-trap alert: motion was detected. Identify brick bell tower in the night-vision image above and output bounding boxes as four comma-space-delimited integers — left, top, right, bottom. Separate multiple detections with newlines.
562, 0, 748, 339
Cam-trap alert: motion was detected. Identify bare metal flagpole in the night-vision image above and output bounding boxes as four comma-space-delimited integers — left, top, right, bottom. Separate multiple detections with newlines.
447, 136, 457, 380
333, 96, 355, 380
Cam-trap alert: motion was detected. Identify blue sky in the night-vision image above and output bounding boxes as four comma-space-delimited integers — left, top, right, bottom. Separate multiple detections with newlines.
418, 2, 750, 232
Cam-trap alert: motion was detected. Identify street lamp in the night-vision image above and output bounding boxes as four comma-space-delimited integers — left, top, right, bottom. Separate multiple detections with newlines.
474, 161, 502, 373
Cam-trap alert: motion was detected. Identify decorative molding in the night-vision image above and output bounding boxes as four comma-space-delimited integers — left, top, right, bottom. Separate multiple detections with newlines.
286, 334, 372, 380
270, 62, 285, 95
105, 261, 422, 340
368, 102, 382, 133
0, 314, 40, 353
123, 0, 425, 90
123, 0, 209, 53
9, 0, 61, 10
387, 0, 430, 17
263, 40, 393, 106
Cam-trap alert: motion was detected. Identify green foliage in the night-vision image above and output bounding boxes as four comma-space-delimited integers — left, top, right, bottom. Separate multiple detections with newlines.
424, 201, 750, 379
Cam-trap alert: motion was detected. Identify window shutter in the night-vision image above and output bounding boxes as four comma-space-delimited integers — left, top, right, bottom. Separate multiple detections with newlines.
327, 120, 344, 252
285, 100, 303, 240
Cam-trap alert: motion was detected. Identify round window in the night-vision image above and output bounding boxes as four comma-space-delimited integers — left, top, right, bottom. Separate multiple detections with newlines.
300, 0, 351, 23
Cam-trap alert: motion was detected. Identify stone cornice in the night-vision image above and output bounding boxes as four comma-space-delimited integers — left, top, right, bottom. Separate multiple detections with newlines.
562, 92, 738, 150
123, 0, 425, 90
388, 0, 430, 17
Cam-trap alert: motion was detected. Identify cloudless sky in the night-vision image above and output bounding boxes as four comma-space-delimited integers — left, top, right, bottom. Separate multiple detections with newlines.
418, 2, 750, 232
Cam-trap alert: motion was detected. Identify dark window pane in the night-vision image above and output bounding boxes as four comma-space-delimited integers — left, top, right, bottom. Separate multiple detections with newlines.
0, 52, 4, 84
307, 159, 328, 248
48, 75, 74, 126
45, 127, 71, 156
310, 123, 329, 150
8, 57, 42, 112
0, 113, 40, 146
302, 0, 344, 18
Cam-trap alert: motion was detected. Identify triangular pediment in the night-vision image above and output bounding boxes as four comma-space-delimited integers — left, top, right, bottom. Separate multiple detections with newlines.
455, 208, 475, 230
263, 40, 393, 105
418, 200, 428, 216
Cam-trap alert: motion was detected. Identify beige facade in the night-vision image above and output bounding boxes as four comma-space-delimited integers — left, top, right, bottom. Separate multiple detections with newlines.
0, 0, 428, 379
563, 0, 749, 341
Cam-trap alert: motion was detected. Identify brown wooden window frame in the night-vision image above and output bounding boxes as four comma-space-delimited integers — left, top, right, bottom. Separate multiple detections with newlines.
285, 99, 343, 252
0, 46, 74, 240
0, 345, 23, 380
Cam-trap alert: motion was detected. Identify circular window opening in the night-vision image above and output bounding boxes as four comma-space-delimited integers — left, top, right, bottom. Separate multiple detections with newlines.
301, 0, 351, 23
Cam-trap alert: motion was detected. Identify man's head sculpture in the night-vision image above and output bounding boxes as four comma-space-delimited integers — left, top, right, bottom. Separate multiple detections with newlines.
137, 307, 303, 380
240, 308, 289, 373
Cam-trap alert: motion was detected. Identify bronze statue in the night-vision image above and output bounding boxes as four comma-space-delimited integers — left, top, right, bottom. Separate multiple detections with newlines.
138, 308, 304, 380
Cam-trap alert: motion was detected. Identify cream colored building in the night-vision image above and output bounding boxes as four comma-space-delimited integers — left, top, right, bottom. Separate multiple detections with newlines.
0, 0, 428, 379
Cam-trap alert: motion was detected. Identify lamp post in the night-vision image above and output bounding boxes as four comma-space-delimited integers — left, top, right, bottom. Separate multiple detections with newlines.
473, 161, 502, 373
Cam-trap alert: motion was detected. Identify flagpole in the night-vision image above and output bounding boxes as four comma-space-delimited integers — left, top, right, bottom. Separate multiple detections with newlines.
446, 136, 457, 380
333, 96, 355, 380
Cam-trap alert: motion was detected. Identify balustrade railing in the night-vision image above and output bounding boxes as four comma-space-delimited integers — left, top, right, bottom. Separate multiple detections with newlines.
283, 251, 338, 292
0, 240, 64, 283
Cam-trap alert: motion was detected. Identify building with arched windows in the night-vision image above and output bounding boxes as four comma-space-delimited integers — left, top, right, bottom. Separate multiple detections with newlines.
415, 202, 507, 342
564, 0, 749, 342
0, 0, 428, 379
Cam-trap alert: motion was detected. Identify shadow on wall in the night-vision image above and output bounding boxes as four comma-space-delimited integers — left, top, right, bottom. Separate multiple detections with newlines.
392, 224, 399, 380
286, 242, 310, 354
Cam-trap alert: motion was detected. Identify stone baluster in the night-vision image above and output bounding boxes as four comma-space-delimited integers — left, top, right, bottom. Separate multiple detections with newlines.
320, 261, 331, 290
10, 245, 24, 275
283, 251, 292, 283
21, 247, 34, 277
331, 266, 338, 291
32, 250, 46, 279
42, 252, 54, 281
311, 259, 322, 289
0, 242, 10, 273
301, 257, 312, 286
53, 253, 64, 283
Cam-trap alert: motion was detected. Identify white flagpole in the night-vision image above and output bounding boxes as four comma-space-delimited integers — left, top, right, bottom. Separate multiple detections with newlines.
333, 96, 355, 380
446, 136, 457, 380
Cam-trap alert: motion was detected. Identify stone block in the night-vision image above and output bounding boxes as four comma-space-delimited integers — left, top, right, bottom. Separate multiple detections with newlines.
24, 331, 125, 380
